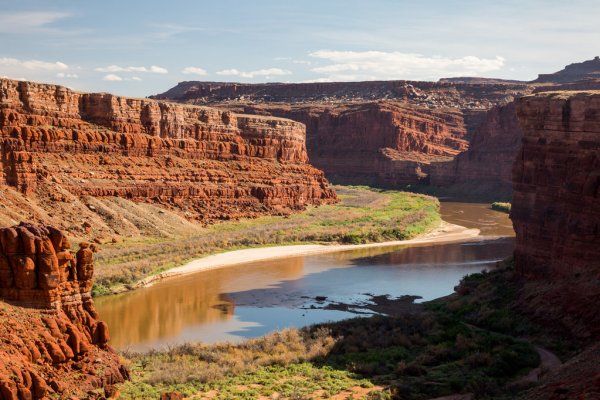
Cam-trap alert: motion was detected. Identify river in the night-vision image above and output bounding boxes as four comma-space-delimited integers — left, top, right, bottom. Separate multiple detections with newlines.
95, 202, 514, 351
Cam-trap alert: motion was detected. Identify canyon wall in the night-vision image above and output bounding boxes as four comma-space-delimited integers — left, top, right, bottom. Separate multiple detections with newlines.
512, 91, 600, 279
0, 79, 336, 233
155, 80, 531, 191
221, 101, 469, 186
429, 102, 523, 195
511, 89, 600, 344
0, 223, 127, 399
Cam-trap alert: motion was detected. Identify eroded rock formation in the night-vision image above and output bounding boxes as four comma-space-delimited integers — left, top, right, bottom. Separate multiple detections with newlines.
152, 80, 529, 110
512, 91, 600, 278
511, 91, 600, 346
0, 223, 127, 399
532, 56, 600, 84
219, 101, 469, 186
154, 79, 531, 190
430, 102, 523, 195
0, 78, 336, 230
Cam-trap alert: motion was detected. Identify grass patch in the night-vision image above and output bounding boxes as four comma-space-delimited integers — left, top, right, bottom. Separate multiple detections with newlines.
94, 186, 440, 293
491, 202, 511, 214
119, 270, 543, 399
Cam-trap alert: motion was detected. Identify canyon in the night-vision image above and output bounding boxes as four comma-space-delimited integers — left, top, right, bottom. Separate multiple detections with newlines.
1, 59, 599, 399
512, 91, 600, 340
153, 79, 531, 194
154, 58, 600, 198
509, 91, 600, 399
0, 223, 127, 399
0, 78, 336, 239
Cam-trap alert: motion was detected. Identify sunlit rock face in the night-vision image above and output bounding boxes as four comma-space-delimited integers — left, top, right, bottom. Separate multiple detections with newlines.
0, 223, 128, 400
0, 78, 337, 225
153, 79, 532, 190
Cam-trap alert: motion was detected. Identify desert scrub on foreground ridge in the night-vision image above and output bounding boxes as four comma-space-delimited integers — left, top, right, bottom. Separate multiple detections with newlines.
93, 186, 440, 295
119, 286, 540, 400
491, 202, 511, 214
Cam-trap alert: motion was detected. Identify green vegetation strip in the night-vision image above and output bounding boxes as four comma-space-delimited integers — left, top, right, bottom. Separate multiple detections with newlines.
120, 265, 546, 399
491, 202, 511, 214
94, 186, 440, 295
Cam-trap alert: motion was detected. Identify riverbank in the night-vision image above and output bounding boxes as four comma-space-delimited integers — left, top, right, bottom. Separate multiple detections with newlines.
135, 221, 480, 289
93, 186, 442, 295
119, 263, 570, 400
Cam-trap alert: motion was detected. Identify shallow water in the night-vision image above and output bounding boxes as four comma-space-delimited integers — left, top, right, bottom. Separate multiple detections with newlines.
95, 202, 514, 351
440, 201, 514, 237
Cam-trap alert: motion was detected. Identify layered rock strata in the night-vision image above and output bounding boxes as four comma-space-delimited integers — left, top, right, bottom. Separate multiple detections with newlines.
154, 80, 531, 190
219, 101, 469, 186
512, 91, 600, 278
0, 223, 127, 399
0, 78, 336, 227
430, 102, 523, 194
153, 80, 529, 110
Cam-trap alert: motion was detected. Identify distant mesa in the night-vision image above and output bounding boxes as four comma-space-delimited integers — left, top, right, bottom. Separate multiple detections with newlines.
532, 56, 600, 84
438, 77, 528, 85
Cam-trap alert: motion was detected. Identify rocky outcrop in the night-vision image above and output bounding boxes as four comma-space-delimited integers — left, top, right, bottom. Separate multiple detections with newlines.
430, 102, 523, 195
0, 78, 336, 228
154, 80, 532, 191
512, 91, 600, 279
511, 89, 600, 344
532, 56, 600, 84
0, 223, 127, 399
218, 101, 469, 186
153, 80, 529, 110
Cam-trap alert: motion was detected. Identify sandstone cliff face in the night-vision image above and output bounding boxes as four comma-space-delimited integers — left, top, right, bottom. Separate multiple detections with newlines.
0, 223, 127, 399
510, 90, 600, 348
220, 101, 468, 186
0, 79, 336, 231
430, 102, 523, 195
512, 91, 600, 279
155, 80, 532, 191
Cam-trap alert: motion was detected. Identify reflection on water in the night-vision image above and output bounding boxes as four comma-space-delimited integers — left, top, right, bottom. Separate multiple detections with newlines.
95, 202, 515, 351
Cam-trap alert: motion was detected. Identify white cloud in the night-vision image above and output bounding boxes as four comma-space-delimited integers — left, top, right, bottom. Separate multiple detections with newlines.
309, 50, 506, 81
216, 68, 291, 79
182, 66, 208, 76
56, 72, 78, 78
0, 57, 68, 71
149, 65, 168, 74
102, 74, 144, 82
103, 74, 123, 81
0, 11, 71, 33
95, 65, 168, 74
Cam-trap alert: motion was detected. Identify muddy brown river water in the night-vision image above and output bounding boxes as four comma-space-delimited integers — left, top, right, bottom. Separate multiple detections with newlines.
96, 202, 514, 351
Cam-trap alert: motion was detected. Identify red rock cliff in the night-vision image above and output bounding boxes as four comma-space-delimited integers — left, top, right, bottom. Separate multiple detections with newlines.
0, 79, 336, 226
512, 91, 600, 279
430, 101, 523, 195
0, 223, 127, 399
210, 101, 470, 186
154, 80, 531, 190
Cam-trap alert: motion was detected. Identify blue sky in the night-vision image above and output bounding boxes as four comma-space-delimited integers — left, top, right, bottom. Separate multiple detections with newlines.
1, 0, 599, 97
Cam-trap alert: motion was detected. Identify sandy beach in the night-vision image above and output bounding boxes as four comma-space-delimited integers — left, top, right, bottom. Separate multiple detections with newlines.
136, 221, 482, 288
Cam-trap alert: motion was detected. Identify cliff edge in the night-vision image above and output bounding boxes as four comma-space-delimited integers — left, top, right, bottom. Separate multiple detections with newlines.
0, 78, 336, 237
0, 223, 127, 399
